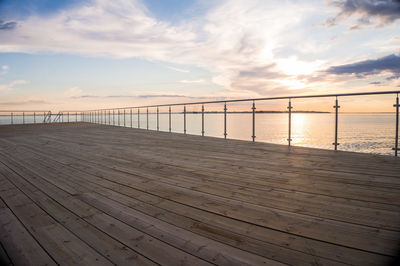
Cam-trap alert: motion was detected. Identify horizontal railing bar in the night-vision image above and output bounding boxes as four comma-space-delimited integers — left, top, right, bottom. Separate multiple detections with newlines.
72, 90, 400, 112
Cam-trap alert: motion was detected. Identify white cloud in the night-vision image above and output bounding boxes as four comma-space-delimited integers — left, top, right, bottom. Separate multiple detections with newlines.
64, 86, 83, 97
0, 0, 196, 60
0, 79, 28, 91
1, 65, 9, 75
0, 0, 395, 97
166, 66, 190, 73
179, 79, 204, 83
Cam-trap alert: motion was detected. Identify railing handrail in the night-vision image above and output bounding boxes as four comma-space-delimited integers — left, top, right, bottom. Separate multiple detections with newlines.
76, 90, 400, 156
66, 90, 400, 112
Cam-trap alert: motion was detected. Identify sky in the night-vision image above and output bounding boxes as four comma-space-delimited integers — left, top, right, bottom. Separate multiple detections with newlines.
0, 0, 399, 112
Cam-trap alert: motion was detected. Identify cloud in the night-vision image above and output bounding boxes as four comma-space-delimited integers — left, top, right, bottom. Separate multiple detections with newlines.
0, 99, 48, 105
136, 94, 215, 100
237, 64, 283, 79
64, 86, 83, 97
327, 0, 400, 28
0, 65, 8, 75
0, 20, 17, 30
3, 0, 394, 98
0, 0, 196, 60
0, 80, 28, 91
0, 0, 323, 96
166, 66, 190, 73
179, 79, 204, 83
325, 54, 400, 78
71, 93, 209, 99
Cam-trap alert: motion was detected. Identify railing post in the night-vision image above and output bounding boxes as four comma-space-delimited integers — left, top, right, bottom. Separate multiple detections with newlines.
287, 99, 292, 146
333, 97, 340, 150
112, 110, 115, 125
169, 106, 171, 133
23, 112, 25, 124
130, 108, 133, 128
393, 94, 399, 157
34, 112, 36, 124
138, 108, 140, 128
76, 112, 78, 123
68, 112, 70, 123
147, 107, 149, 130
224, 102, 227, 139
201, 104, 205, 136
184, 105, 186, 134
252, 101, 256, 142
118, 109, 120, 126
11, 112, 13, 125
124, 109, 126, 127
157, 107, 159, 131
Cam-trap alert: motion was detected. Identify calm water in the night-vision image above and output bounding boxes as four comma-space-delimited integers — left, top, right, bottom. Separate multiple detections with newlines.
1, 113, 397, 155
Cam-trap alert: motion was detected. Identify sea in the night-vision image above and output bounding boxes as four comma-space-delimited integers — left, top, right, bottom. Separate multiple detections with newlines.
1, 113, 397, 156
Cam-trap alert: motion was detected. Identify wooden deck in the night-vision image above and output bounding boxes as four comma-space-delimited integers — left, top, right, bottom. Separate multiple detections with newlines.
0, 122, 399, 265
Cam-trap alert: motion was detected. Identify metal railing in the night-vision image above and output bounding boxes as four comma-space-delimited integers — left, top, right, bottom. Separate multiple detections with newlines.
53, 111, 83, 123
0, 110, 52, 125
67, 90, 399, 156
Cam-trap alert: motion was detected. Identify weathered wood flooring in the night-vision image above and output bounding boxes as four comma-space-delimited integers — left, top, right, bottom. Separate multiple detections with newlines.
0, 122, 399, 265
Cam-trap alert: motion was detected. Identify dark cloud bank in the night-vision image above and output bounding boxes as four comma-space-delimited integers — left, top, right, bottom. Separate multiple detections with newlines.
0, 20, 17, 30
326, 54, 400, 79
327, 0, 400, 27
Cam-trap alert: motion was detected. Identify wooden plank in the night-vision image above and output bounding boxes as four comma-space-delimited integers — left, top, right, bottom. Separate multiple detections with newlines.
8, 142, 395, 256
0, 143, 391, 266
0, 208, 55, 266
33, 123, 400, 176
12, 131, 400, 207
0, 147, 285, 265
0, 153, 213, 266
8, 142, 400, 232
0, 160, 157, 266
0, 172, 113, 265
0, 123, 399, 266
79, 191, 284, 266
0, 242, 12, 266
6, 136, 400, 223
